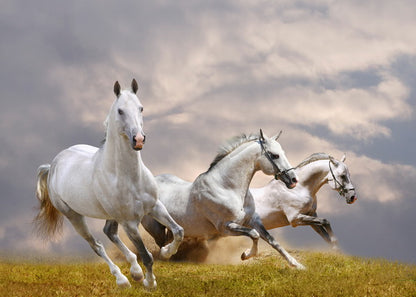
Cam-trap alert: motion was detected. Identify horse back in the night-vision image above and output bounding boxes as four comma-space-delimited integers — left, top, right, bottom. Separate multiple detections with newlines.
155, 174, 192, 212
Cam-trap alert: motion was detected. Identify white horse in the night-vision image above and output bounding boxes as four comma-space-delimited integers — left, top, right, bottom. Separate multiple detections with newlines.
34, 79, 183, 289
252, 153, 357, 250
142, 131, 305, 269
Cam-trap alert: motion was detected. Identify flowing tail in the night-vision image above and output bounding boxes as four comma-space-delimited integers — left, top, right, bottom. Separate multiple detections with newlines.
34, 164, 63, 240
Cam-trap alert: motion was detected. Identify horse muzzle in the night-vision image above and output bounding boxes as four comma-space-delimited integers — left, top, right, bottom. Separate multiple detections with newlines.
347, 195, 357, 204
133, 132, 146, 151
276, 171, 298, 189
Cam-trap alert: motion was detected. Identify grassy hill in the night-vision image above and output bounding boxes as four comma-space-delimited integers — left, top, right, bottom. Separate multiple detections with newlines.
1, 251, 415, 297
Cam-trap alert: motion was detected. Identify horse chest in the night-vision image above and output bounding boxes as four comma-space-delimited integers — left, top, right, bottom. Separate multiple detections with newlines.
297, 195, 315, 214
193, 186, 248, 226
93, 173, 156, 219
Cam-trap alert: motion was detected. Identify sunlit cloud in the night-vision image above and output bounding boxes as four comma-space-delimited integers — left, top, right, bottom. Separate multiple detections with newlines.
1, 0, 416, 263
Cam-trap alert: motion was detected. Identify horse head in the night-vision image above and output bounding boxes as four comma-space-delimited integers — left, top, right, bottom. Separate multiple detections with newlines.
258, 129, 298, 189
110, 79, 146, 151
328, 154, 357, 204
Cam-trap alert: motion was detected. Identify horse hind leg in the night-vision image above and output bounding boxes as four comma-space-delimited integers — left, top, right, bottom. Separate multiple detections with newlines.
122, 221, 156, 289
64, 211, 130, 288
103, 220, 144, 282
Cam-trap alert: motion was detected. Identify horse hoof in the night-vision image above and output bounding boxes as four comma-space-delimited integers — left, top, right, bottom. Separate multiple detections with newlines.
143, 278, 157, 290
331, 244, 341, 253
241, 248, 253, 261
159, 246, 172, 260
295, 263, 306, 270
131, 270, 144, 282
116, 276, 131, 288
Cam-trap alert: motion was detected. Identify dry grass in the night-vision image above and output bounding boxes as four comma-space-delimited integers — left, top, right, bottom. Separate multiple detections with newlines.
1, 251, 415, 297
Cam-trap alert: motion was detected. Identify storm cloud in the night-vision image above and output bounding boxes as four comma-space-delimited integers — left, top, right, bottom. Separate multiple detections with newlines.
1, 0, 415, 263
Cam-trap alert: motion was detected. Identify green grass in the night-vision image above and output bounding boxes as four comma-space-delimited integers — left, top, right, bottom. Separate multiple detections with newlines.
1, 251, 415, 297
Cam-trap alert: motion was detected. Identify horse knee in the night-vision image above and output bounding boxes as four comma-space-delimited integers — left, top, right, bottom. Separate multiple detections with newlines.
174, 226, 184, 241
90, 239, 106, 256
249, 229, 260, 239
322, 218, 329, 226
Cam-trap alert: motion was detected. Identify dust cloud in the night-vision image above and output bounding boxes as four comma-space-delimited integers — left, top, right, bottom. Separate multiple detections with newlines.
108, 226, 288, 265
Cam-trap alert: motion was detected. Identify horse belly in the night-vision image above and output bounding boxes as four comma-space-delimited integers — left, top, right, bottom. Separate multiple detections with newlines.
260, 210, 290, 229
182, 217, 218, 238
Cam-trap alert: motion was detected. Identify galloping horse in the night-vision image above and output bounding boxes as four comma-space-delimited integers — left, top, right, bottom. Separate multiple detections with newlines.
252, 153, 357, 249
142, 131, 305, 269
34, 79, 183, 289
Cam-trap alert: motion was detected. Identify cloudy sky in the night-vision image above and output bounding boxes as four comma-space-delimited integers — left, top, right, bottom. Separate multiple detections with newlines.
1, 0, 415, 263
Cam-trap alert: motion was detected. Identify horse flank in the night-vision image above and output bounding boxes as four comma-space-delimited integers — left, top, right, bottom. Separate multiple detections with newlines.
207, 133, 259, 171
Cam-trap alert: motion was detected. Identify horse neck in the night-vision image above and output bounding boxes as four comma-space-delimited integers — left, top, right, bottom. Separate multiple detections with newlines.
101, 125, 142, 179
296, 159, 330, 196
211, 141, 259, 191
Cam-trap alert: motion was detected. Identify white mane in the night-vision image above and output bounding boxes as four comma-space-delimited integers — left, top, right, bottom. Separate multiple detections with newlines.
208, 133, 259, 171
296, 153, 332, 168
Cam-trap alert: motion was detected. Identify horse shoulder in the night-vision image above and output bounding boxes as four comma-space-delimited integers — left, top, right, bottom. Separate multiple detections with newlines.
137, 164, 158, 197
190, 179, 246, 231
243, 190, 256, 218
256, 183, 312, 225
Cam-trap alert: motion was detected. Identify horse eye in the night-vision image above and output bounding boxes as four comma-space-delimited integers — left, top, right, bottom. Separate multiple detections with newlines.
271, 153, 280, 159
118, 108, 124, 115
139, 107, 144, 113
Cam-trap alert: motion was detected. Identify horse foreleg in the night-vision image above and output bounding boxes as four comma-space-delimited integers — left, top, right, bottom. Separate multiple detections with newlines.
148, 200, 184, 260
292, 214, 339, 249
122, 221, 156, 289
141, 215, 168, 248
250, 213, 305, 270
65, 212, 130, 288
310, 225, 339, 251
103, 220, 144, 282
224, 222, 259, 260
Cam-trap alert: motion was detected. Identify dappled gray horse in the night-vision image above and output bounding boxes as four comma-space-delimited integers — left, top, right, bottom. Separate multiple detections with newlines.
142, 131, 305, 269
34, 79, 183, 289
252, 153, 357, 249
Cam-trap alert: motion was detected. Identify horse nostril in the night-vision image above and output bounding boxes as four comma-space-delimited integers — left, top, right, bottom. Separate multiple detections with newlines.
292, 177, 298, 184
349, 195, 357, 204
143, 135, 146, 143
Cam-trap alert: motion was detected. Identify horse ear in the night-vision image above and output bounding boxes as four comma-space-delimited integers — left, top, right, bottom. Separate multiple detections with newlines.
131, 79, 138, 94
340, 153, 346, 162
273, 130, 283, 140
329, 156, 338, 167
259, 129, 265, 142
114, 81, 121, 97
